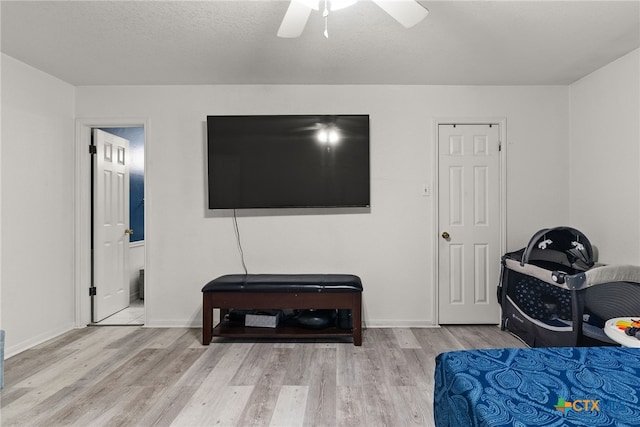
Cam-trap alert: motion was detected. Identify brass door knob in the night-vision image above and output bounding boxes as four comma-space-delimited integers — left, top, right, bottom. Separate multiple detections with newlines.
442, 231, 450, 239
125, 229, 134, 235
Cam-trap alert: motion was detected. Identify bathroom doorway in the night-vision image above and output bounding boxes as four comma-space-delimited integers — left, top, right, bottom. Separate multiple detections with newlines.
92, 126, 145, 325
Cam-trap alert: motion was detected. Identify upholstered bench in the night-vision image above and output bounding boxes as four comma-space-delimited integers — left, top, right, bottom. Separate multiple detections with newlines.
202, 274, 363, 346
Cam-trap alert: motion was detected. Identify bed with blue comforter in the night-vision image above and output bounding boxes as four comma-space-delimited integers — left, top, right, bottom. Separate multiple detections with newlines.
434, 346, 640, 426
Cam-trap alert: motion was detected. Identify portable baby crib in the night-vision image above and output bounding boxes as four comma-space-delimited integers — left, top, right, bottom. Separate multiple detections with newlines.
498, 226, 640, 347
498, 227, 594, 347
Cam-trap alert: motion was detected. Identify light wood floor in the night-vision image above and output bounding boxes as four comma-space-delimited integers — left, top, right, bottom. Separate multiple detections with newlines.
0, 325, 525, 427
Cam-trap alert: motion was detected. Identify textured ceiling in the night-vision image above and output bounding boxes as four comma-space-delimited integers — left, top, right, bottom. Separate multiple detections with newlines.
1, 0, 639, 86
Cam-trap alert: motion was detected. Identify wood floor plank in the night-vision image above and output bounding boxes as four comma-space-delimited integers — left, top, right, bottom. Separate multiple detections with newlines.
82, 385, 166, 427
207, 385, 256, 426
11, 344, 116, 388
169, 342, 254, 425
134, 385, 202, 427
355, 339, 391, 386
228, 343, 276, 386
143, 326, 198, 349
335, 386, 366, 427
269, 385, 309, 427
30, 327, 96, 351
234, 348, 295, 426
1, 386, 83, 427
282, 343, 316, 386
389, 385, 434, 426
402, 348, 437, 387
302, 348, 337, 427
171, 341, 236, 388
103, 326, 166, 350
335, 344, 366, 387
373, 328, 417, 386
412, 327, 466, 356
235, 379, 282, 426
64, 385, 143, 427
62, 325, 139, 351
172, 385, 255, 427
139, 347, 207, 388
0, 386, 30, 410
0, 325, 526, 427
1, 326, 126, 387
361, 382, 396, 427
448, 324, 524, 348
393, 328, 423, 349
0, 348, 121, 423
1, 348, 76, 387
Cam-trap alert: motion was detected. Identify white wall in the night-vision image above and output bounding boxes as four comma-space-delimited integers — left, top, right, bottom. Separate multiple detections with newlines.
1, 55, 76, 356
569, 49, 640, 264
129, 243, 145, 301
2, 47, 635, 354
75, 84, 570, 328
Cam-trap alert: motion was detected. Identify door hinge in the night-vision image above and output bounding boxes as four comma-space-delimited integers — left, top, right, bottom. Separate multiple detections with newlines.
89, 145, 97, 155
89, 286, 97, 296
498, 142, 502, 152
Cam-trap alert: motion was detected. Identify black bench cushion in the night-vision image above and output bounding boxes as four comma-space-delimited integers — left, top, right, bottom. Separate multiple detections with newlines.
202, 274, 363, 293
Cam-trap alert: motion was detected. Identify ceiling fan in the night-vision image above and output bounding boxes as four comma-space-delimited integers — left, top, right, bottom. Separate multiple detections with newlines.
277, 0, 429, 38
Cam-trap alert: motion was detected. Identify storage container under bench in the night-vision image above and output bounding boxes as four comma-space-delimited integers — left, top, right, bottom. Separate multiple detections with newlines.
202, 274, 363, 346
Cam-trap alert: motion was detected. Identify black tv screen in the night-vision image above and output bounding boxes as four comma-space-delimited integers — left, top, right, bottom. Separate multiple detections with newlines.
207, 115, 370, 209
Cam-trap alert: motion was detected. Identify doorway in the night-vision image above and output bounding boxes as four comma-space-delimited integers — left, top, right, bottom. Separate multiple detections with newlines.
92, 127, 145, 325
73, 119, 147, 327
435, 120, 506, 325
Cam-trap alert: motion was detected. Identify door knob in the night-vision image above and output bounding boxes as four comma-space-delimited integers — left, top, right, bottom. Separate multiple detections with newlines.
125, 229, 134, 235
442, 231, 450, 239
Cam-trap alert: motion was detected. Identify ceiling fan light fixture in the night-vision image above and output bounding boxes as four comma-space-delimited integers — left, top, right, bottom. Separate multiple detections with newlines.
278, 0, 428, 38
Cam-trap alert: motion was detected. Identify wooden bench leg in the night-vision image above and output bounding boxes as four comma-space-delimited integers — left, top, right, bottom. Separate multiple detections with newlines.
203, 293, 213, 345
353, 293, 362, 346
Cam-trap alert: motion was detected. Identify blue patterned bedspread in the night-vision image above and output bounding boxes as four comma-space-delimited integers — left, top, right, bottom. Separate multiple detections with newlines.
434, 347, 640, 426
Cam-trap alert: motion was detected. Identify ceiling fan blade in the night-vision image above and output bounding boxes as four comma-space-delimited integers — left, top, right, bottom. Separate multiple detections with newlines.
371, 0, 429, 28
277, 1, 315, 38
330, 0, 358, 11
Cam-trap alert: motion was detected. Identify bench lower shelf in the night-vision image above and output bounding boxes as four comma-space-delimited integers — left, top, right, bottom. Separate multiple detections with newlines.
202, 290, 362, 346
212, 322, 354, 340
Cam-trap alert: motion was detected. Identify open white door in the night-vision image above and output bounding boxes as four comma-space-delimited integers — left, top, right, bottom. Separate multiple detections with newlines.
438, 124, 501, 324
92, 129, 131, 322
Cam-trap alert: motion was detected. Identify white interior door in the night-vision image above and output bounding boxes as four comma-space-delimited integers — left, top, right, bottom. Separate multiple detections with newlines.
93, 129, 131, 322
438, 124, 501, 324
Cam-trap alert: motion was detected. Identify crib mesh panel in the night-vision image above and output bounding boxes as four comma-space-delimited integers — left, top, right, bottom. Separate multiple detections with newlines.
506, 269, 573, 321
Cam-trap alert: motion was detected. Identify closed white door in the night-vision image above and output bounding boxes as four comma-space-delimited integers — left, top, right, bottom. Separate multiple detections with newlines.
438, 124, 501, 324
93, 129, 131, 322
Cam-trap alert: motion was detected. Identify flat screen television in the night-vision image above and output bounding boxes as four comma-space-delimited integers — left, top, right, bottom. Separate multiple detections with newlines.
207, 115, 370, 209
